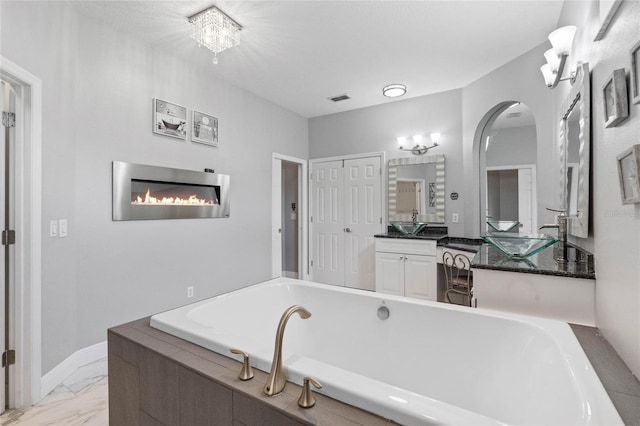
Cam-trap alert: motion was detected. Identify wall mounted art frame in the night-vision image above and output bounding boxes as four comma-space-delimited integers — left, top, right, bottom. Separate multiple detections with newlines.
153, 98, 187, 140
602, 68, 628, 128
631, 40, 640, 105
192, 110, 219, 146
616, 145, 640, 204
594, 0, 622, 41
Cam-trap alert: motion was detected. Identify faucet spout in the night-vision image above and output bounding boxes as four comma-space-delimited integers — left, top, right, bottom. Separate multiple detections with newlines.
263, 305, 311, 396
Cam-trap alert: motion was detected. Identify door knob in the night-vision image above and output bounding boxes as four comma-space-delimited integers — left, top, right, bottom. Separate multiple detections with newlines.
345, 228, 352, 233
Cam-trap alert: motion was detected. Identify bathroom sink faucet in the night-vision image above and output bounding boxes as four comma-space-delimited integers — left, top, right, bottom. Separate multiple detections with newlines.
412, 209, 418, 225
540, 207, 568, 263
264, 305, 311, 396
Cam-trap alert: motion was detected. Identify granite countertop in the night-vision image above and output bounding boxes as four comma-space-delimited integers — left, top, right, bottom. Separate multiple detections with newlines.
472, 243, 596, 279
374, 227, 595, 279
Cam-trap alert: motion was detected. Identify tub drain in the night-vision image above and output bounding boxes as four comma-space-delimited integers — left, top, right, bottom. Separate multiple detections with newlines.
377, 305, 390, 320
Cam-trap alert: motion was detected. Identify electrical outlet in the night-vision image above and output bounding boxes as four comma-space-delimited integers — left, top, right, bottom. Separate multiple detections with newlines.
49, 220, 58, 237
187, 286, 194, 298
59, 219, 68, 237
452, 213, 459, 223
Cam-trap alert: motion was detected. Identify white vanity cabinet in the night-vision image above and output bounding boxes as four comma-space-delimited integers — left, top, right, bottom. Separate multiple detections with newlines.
375, 238, 437, 300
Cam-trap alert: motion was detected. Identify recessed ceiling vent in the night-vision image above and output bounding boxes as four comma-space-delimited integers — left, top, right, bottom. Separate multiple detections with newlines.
506, 112, 522, 119
329, 94, 350, 102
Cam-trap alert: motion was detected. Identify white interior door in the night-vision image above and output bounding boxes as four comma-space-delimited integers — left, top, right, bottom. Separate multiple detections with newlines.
310, 160, 344, 285
344, 157, 381, 290
271, 158, 282, 278
517, 167, 535, 233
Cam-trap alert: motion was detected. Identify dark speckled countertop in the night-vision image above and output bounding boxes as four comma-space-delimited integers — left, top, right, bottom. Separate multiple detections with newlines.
375, 227, 595, 279
472, 243, 596, 279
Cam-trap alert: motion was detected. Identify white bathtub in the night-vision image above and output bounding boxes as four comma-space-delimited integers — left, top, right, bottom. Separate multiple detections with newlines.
150, 277, 622, 425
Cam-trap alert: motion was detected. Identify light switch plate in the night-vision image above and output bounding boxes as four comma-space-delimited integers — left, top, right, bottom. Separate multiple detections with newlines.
49, 220, 58, 237
59, 219, 68, 237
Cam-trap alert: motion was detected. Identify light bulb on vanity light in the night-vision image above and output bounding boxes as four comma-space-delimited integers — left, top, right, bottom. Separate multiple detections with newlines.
544, 48, 561, 73
397, 136, 407, 149
548, 26, 576, 56
413, 134, 423, 144
430, 133, 441, 144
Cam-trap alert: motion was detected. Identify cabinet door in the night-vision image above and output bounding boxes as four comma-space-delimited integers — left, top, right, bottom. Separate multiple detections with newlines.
375, 252, 404, 296
404, 254, 437, 300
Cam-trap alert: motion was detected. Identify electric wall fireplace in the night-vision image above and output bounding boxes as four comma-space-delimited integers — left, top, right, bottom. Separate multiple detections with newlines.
112, 161, 230, 221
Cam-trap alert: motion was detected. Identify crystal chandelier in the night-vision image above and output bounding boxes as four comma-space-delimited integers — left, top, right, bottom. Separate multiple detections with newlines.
189, 5, 242, 65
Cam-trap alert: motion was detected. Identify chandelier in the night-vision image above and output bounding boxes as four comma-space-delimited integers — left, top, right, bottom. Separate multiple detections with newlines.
189, 5, 242, 64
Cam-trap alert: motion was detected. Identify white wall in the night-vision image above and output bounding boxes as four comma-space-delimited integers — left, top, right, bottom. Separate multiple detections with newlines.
309, 89, 465, 235
554, 0, 640, 378
1, 2, 308, 373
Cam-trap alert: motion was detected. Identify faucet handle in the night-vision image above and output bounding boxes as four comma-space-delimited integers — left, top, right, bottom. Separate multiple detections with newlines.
298, 376, 322, 408
230, 349, 254, 381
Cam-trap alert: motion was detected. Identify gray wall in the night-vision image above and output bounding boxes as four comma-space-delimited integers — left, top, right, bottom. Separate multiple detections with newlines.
309, 89, 465, 235
1, 2, 308, 374
554, 0, 640, 378
485, 125, 537, 167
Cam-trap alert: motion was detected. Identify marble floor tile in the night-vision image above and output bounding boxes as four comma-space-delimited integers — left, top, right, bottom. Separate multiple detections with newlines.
0, 362, 109, 426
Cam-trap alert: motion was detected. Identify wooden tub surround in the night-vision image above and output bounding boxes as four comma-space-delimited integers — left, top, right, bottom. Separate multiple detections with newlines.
108, 317, 394, 426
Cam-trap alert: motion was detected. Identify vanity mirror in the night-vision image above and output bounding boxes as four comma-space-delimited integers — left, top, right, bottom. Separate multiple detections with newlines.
388, 155, 445, 223
559, 63, 590, 237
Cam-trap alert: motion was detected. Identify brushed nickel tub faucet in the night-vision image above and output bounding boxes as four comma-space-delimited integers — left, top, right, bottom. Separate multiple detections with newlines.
264, 305, 311, 396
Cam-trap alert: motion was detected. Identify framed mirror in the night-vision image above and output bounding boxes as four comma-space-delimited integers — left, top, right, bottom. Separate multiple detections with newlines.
559, 63, 590, 237
388, 155, 445, 223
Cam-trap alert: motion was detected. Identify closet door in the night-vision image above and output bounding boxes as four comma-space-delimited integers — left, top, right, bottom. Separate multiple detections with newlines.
344, 157, 381, 290
310, 161, 344, 286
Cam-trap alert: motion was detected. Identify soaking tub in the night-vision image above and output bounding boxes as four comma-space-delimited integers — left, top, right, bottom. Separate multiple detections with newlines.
150, 277, 622, 425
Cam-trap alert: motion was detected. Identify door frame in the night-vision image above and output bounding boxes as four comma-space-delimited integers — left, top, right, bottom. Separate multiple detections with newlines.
484, 164, 537, 232
271, 153, 308, 280
1, 56, 43, 408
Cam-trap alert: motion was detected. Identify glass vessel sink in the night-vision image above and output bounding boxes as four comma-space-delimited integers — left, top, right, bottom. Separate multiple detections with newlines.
391, 222, 427, 235
481, 232, 559, 258
486, 220, 520, 232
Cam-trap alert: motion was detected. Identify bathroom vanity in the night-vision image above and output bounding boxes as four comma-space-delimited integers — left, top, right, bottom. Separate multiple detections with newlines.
472, 244, 596, 326
374, 237, 438, 300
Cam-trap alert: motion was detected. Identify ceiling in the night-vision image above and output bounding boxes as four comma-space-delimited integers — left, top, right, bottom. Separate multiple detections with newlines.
70, 1, 565, 118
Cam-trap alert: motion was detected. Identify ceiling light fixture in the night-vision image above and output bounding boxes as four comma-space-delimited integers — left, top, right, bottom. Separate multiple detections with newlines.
398, 132, 441, 155
189, 5, 242, 65
539, 26, 577, 89
383, 84, 407, 98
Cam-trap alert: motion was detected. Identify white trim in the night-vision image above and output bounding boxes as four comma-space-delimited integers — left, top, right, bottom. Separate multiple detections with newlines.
272, 153, 309, 280
40, 341, 107, 400
283, 270, 299, 279
0, 56, 43, 407
309, 151, 385, 164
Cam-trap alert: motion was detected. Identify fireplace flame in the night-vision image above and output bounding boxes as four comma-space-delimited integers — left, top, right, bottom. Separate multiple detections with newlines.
132, 188, 215, 206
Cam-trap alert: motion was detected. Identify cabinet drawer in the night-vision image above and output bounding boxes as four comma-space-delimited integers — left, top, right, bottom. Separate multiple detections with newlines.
375, 238, 436, 256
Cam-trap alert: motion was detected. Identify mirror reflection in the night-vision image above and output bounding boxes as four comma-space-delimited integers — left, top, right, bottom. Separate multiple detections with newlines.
388, 155, 445, 223
480, 102, 537, 233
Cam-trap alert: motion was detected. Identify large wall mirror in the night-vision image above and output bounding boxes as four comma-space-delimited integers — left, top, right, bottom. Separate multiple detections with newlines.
478, 102, 538, 233
388, 155, 445, 223
559, 63, 590, 238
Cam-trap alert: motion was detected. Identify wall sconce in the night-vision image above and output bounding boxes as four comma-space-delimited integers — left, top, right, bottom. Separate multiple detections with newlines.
398, 132, 441, 155
540, 26, 577, 89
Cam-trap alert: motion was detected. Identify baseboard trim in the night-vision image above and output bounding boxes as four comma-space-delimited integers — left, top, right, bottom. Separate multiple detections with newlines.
40, 340, 107, 400
283, 270, 299, 279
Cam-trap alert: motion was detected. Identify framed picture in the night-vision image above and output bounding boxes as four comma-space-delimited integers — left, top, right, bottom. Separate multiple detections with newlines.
192, 110, 219, 146
594, 0, 622, 41
616, 144, 640, 204
602, 68, 628, 128
153, 98, 187, 140
631, 40, 640, 105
